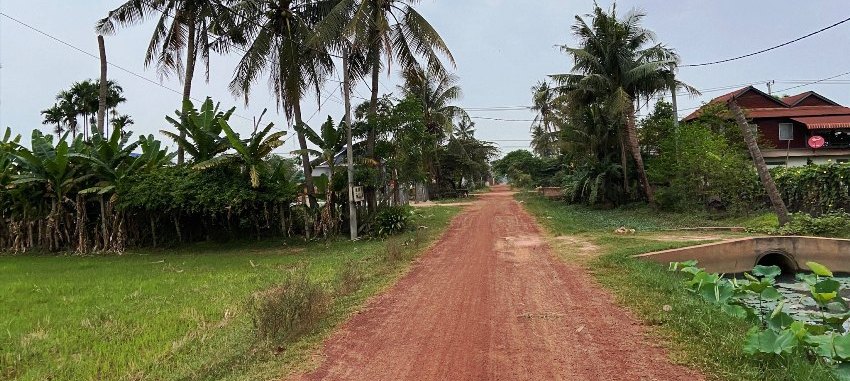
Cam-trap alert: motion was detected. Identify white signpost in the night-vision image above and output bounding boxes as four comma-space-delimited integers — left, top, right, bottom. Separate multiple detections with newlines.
353, 186, 365, 203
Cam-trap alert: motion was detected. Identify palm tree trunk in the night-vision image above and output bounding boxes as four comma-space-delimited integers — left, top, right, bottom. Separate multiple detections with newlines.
293, 101, 317, 240
294, 104, 316, 207
729, 101, 790, 226
96, 35, 108, 135
626, 100, 654, 204
365, 55, 381, 212
620, 132, 629, 194
178, 19, 198, 165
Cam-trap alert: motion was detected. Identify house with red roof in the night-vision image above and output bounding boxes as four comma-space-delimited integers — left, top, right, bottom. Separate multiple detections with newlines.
683, 86, 850, 167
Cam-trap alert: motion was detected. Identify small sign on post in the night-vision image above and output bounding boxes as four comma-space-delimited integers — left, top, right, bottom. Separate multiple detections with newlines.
353, 186, 365, 202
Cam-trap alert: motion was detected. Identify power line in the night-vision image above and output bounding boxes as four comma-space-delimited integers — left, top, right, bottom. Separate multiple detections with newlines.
682, 15, 850, 67
0, 9, 288, 137
469, 116, 536, 122
775, 70, 850, 93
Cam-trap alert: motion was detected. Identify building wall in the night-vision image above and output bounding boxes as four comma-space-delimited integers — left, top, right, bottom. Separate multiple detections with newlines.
757, 118, 808, 149
795, 96, 834, 107
737, 91, 786, 109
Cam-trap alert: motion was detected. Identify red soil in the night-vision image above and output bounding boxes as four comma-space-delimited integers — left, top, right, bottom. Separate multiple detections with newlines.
293, 186, 704, 380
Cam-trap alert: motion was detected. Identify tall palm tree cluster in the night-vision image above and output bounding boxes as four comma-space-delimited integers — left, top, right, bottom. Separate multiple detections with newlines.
41, 80, 129, 140
513, 4, 695, 206
0, 0, 496, 252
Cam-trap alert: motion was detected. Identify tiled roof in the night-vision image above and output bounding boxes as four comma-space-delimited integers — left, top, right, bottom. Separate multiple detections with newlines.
682, 86, 850, 121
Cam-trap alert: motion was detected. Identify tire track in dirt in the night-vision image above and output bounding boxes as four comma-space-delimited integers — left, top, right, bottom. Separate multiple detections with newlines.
292, 186, 703, 380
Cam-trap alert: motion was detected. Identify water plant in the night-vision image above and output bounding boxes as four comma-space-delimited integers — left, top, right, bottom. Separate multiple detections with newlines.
670, 260, 850, 377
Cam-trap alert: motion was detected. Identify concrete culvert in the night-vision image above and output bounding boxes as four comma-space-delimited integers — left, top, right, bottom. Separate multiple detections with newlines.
755, 252, 798, 275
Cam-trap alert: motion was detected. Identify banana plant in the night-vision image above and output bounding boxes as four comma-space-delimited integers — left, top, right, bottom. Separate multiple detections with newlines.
292, 116, 346, 193
162, 98, 233, 162
11, 131, 90, 249
72, 129, 174, 250
195, 112, 285, 188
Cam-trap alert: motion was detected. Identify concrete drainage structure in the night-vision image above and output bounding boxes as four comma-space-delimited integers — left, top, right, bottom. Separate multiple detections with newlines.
636, 236, 850, 274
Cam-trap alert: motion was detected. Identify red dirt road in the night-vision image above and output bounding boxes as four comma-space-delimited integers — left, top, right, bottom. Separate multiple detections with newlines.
294, 186, 703, 380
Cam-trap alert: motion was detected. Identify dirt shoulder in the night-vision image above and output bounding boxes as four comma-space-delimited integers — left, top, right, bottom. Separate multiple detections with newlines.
291, 186, 704, 380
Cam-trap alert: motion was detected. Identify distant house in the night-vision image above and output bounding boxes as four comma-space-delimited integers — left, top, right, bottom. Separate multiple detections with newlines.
683, 86, 850, 167
312, 148, 348, 179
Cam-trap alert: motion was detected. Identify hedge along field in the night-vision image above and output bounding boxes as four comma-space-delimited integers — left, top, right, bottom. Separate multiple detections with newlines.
772, 163, 850, 216
0, 206, 459, 381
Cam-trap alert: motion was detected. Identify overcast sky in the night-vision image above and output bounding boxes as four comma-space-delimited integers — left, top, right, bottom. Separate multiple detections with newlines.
2, 1, 850, 156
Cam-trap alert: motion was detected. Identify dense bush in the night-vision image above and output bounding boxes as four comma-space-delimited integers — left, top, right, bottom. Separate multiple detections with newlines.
766, 212, 850, 237
117, 163, 301, 246
772, 163, 850, 216
372, 206, 413, 237
649, 123, 764, 213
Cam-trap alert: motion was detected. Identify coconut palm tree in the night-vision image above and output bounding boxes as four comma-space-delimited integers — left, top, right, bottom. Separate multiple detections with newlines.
41, 105, 65, 137
227, 0, 334, 206
313, 0, 456, 169
453, 118, 475, 140
56, 91, 80, 139
401, 67, 468, 141
96, 0, 235, 164
530, 124, 558, 158
531, 80, 558, 134
110, 114, 134, 134
69, 81, 100, 140
553, 4, 696, 205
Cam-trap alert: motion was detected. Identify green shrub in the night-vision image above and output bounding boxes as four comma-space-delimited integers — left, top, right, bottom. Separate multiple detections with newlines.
250, 269, 331, 344
773, 163, 850, 215
769, 212, 850, 237
648, 123, 763, 213
372, 206, 413, 237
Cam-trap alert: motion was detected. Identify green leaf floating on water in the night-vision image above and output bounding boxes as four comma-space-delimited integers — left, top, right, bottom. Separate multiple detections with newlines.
744, 327, 799, 355
753, 265, 782, 280
767, 311, 796, 331
807, 261, 834, 277
834, 334, 850, 360
761, 286, 782, 301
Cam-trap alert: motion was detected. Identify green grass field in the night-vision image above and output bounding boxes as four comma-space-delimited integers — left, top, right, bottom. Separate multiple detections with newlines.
1, 206, 459, 381
518, 193, 837, 381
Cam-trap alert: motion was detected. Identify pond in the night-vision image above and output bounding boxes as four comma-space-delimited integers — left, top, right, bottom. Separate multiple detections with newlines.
736, 273, 850, 331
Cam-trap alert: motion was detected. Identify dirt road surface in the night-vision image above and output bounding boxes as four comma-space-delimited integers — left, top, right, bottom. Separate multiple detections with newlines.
294, 186, 703, 380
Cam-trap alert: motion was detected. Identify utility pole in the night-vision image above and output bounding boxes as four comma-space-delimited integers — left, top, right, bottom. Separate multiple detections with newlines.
767, 80, 775, 95
343, 48, 358, 241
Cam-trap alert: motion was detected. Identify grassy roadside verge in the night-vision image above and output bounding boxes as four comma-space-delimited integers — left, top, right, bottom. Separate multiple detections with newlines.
1, 206, 460, 381
517, 192, 836, 381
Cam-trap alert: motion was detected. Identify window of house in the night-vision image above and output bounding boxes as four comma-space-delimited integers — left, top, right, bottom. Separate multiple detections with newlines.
779, 123, 794, 141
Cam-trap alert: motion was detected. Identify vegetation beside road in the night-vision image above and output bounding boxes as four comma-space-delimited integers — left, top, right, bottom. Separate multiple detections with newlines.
1, 206, 459, 381
519, 193, 837, 381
